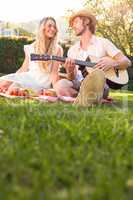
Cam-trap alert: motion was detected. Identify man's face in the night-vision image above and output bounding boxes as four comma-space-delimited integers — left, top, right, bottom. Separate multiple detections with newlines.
72, 17, 86, 36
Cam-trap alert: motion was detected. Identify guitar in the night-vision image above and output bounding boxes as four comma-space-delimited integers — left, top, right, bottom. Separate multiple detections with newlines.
30, 53, 129, 89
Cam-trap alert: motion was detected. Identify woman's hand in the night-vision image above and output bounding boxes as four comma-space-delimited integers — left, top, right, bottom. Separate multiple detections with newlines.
94, 57, 119, 71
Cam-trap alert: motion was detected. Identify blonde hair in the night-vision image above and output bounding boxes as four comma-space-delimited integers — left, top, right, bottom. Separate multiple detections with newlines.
34, 17, 58, 72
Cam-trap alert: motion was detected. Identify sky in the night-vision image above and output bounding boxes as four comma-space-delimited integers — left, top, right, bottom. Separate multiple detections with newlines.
0, 0, 85, 22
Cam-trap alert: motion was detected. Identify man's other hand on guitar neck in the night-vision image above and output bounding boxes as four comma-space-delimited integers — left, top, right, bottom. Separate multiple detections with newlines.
64, 58, 76, 80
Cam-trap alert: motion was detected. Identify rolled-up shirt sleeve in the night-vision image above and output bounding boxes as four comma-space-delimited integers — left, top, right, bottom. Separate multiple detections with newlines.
103, 38, 121, 58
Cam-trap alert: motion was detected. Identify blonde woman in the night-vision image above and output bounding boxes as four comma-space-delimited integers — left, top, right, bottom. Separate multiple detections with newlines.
0, 17, 63, 95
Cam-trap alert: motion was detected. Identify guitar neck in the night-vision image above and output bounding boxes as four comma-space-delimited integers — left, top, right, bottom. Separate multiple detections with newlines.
51, 55, 96, 67
30, 54, 96, 68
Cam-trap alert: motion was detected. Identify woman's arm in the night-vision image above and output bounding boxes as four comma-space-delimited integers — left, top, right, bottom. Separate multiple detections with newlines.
113, 52, 132, 70
16, 54, 29, 73
50, 45, 63, 85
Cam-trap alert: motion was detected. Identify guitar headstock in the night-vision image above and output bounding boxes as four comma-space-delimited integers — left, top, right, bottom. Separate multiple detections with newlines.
30, 54, 51, 61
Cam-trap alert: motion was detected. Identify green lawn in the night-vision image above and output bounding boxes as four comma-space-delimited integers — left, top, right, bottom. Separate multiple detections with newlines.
0, 91, 133, 200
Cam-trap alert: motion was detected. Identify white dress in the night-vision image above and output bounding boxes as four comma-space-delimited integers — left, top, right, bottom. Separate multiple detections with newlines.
0, 43, 52, 91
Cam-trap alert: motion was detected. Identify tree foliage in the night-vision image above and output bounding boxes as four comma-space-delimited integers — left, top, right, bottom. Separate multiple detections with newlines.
85, 0, 133, 57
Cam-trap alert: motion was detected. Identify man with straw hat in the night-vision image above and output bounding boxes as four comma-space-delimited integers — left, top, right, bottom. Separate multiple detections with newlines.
54, 10, 131, 106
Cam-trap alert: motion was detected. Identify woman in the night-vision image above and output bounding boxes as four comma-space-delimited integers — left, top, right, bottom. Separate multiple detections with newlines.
0, 17, 63, 95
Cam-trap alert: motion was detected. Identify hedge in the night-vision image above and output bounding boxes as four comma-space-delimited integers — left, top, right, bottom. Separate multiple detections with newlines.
0, 37, 34, 74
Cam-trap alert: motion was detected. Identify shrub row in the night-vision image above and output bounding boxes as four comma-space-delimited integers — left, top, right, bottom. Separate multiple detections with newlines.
0, 37, 34, 74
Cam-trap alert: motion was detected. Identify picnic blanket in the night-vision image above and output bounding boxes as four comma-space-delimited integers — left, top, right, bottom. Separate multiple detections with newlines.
0, 86, 114, 104
0, 92, 76, 103
0, 92, 114, 105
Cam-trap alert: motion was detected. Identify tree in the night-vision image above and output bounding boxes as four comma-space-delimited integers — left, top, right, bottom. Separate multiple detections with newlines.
17, 27, 35, 38
85, 0, 133, 57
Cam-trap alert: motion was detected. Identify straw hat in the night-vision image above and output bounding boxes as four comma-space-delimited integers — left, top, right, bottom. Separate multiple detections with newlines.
69, 9, 97, 27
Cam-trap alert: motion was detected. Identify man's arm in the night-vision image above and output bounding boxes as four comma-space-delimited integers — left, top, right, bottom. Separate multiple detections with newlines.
64, 58, 77, 80
94, 52, 132, 71
113, 52, 132, 69
64, 46, 78, 80
94, 38, 132, 71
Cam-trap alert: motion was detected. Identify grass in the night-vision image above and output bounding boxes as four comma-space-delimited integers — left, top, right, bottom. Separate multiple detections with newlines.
0, 91, 133, 200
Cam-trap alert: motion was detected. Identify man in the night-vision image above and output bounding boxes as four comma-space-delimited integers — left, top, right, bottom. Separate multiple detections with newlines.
54, 10, 131, 106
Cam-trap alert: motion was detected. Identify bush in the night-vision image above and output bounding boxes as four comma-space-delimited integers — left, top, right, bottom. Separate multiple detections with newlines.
0, 38, 69, 74
128, 80, 133, 91
0, 37, 34, 74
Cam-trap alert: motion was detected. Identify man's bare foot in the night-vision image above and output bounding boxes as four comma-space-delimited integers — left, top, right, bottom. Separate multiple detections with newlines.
41, 89, 57, 97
